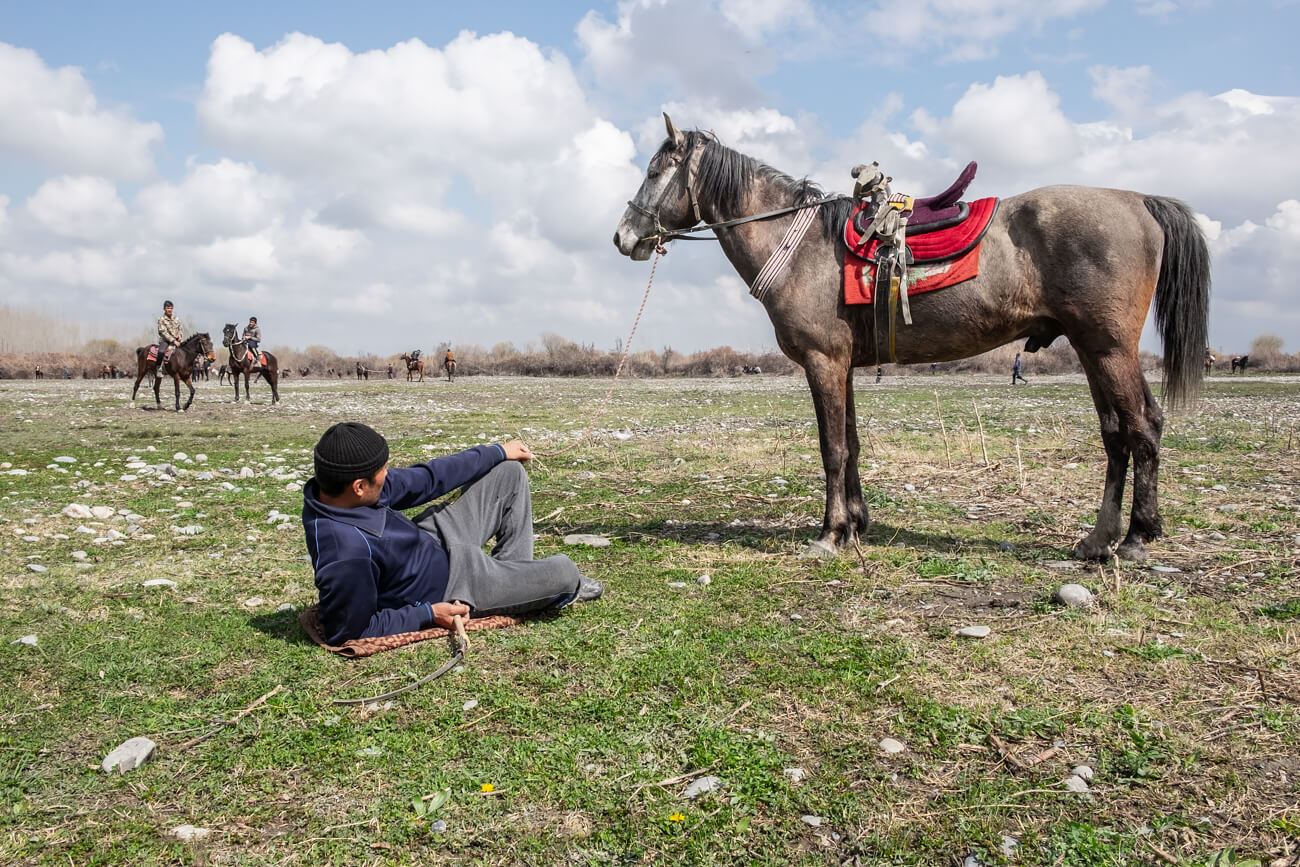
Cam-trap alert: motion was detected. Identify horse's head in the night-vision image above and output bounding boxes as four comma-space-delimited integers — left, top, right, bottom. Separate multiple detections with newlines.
221, 323, 237, 347
198, 333, 215, 360
614, 114, 707, 261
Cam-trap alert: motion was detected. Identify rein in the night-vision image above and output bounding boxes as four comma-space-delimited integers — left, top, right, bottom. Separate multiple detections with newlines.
632, 193, 845, 244
332, 615, 469, 706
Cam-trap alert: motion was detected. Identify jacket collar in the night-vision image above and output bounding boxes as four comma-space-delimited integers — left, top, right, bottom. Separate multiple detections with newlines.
303, 478, 389, 537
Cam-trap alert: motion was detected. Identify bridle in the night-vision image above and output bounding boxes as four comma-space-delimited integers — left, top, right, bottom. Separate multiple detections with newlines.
629, 138, 846, 246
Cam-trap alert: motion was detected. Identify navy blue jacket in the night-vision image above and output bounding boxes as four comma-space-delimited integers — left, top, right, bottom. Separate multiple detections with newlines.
302, 444, 506, 644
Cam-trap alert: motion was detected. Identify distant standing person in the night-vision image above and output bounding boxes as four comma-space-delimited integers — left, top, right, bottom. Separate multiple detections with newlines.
875, 366, 883, 383
1012, 352, 1029, 385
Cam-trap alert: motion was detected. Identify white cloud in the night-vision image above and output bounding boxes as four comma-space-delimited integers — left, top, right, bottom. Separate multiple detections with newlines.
329, 282, 393, 315
136, 159, 289, 243
194, 234, 281, 283
25, 176, 127, 242
1089, 65, 1151, 120
864, 0, 1105, 61
718, 0, 816, 41
0, 43, 161, 180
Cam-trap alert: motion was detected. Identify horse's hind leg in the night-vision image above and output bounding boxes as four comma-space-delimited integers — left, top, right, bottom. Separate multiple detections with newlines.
1117, 378, 1164, 560
1074, 353, 1162, 561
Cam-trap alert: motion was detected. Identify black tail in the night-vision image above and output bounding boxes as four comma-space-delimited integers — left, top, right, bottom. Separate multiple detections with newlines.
1144, 196, 1210, 407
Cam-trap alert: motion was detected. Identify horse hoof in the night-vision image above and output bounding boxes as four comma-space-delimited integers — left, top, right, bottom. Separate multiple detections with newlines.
799, 540, 837, 560
1072, 537, 1116, 562
1116, 540, 1148, 562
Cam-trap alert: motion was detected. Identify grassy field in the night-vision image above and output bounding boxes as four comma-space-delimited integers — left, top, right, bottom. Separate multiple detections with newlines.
1, 372, 1297, 866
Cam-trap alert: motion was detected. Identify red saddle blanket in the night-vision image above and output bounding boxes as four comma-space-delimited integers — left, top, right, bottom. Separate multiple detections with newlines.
844, 197, 999, 305
242, 349, 268, 366
146, 346, 173, 364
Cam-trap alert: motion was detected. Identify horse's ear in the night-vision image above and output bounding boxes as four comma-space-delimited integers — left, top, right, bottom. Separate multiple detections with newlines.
664, 113, 685, 151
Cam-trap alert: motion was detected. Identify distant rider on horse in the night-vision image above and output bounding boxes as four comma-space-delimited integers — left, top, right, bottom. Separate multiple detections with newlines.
242, 316, 261, 361
444, 347, 455, 367
155, 300, 183, 374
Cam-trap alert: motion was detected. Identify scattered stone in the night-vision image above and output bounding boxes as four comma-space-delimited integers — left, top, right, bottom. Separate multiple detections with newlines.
27, 564, 47, 573
62, 504, 94, 519
1054, 584, 1095, 609
789, 613, 803, 621
276, 603, 294, 612
7, 469, 28, 476
119, 474, 138, 482
1071, 765, 1094, 782
1043, 560, 1082, 571
1001, 835, 1020, 856
696, 573, 712, 586
430, 820, 447, 832
173, 452, 189, 462
681, 775, 723, 800
998, 542, 1017, 553
563, 534, 610, 548
667, 581, 688, 588
53, 456, 77, 464
903, 483, 916, 492
462, 699, 479, 711
1208, 532, 1226, 541
169, 824, 210, 843
102, 736, 156, 773
105, 529, 126, 541
957, 625, 991, 639
142, 579, 177, 588
21, 535, 39, 542
90, 506, 115, 520
963, 855, 985, 867
783, 767, 806, 783
878, 737, 906, 755
239, 467, 255, 478
1063, 774, 1090, 793
800, 815, 823, 827
174, 525, 204, 535
356, 746, 384, 757
243, 597, 266, 608
71, 551, 88, 560
195, 454, 208, 463
11, 635, 37, 646
1151, 565, 1181, 573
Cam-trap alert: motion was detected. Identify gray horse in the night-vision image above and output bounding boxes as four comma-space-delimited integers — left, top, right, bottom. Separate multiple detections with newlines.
614, 115, 1209, 563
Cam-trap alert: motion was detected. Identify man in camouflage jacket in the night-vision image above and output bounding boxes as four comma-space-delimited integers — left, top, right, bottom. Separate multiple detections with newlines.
155, 300, 183, 371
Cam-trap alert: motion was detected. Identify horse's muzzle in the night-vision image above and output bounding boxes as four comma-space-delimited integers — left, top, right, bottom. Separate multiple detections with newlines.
613, 227, 654, 261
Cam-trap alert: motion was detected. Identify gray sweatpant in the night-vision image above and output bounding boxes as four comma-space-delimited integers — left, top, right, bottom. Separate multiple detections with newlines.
414, 461, 581, 615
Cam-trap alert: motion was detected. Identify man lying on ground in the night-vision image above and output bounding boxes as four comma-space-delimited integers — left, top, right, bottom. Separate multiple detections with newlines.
302, 422, 603, 644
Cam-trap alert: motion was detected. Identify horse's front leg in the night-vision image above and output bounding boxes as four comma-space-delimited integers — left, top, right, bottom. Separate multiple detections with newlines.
800, 355, 853, 559
843, 371, 869, 539
182, 376, 195, 411
153, 373, 162, 407
173, 375, 182, 411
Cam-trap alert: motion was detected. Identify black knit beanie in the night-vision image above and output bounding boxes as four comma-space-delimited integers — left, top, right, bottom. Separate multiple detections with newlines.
313, 422, 389, 488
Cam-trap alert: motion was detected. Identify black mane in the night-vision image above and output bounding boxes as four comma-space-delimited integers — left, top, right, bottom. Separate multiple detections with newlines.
678, 129, 853, 242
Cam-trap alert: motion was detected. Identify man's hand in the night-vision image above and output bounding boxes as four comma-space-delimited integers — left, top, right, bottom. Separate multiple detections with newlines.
431, 601, 470, 629
500, 440, 533, 462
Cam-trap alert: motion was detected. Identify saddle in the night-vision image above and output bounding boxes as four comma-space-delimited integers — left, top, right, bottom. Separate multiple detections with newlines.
242, 349, 267, 366
841, 160, 999, 365
146, 346, 174, 364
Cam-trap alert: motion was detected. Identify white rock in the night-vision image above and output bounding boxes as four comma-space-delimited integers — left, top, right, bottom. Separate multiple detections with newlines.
11, 635, 37, 646
276, 603, 294, 612
195, 454, 208, 463
243, 596, 266, 608
1055, 584, 1095, 609
142, 579, 177, 588
239, 467, 255, 478
696, 574, 712, 585
53, 456, 77, 464
681, 775, 723, 799
1043, 560, 1082, 571
90, 506, 115, 520
102, 736, 156, 773
105, 529, 126, 541
7, 469, 28, 476
21, 535, 39, 542
1151, 565, 1181, 573
169, 825, 210, 843
879, 737, 906, 754
1063, 774, 1090, 793
462, 699, 479, 711
667, 581, 688, 588
27, 564, 47, 573
173, 452, 189, 462
118, 474, 138, 482
957, 625, 991, 639
800, 815, 823, 827
174, 525, 204, 535
62, 504, 94, 519
783, 767, 806, 783
563, 533, 611, 548
1071, 765, 1094, 782
71, 550, 88, 560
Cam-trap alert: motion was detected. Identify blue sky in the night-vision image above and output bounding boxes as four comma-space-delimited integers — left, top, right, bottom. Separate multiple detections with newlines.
1, 0, 1298, 357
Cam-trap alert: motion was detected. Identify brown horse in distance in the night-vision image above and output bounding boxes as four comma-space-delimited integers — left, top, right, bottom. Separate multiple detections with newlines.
614, 115, 1209, 563
131, 333, 215, 411
1231, 355, 1249, 373
222, 323, 280, 404
401, 353, 424, 382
